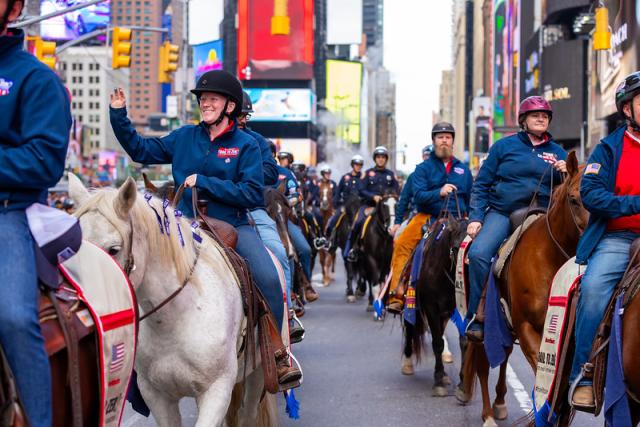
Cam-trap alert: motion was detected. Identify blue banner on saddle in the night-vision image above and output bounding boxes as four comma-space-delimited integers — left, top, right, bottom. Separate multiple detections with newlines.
484, 261, 513, 368
403, 238, 427, 326
605, 294, 632, 426
532, 390, 557, 427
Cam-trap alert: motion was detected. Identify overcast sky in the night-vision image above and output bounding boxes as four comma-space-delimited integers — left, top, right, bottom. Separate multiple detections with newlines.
384, 1, 453, 171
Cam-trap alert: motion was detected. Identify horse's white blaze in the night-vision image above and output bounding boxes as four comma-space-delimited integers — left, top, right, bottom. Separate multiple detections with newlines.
70, 177, 255, 426
384, 197, 397, 227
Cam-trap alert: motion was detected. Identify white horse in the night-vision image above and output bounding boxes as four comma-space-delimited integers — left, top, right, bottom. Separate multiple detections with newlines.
69, 175, 278, 427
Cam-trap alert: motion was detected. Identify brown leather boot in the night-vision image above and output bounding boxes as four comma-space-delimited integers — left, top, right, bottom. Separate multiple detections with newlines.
571, 385, 595, 409
275, 348, 302, 388
304, 279, 319, 302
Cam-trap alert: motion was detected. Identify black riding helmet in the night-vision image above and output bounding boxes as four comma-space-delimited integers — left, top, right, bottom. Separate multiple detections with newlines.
191, 70, 243, 125
241, 91, 254, 114
431, 122, 455, 140
616, 71, 640, 132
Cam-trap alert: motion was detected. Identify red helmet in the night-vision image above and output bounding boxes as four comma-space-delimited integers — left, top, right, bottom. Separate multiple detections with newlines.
518, 96, 553, 125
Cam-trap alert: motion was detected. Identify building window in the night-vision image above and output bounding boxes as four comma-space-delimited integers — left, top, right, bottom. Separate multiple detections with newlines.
78, 63, 83, 71
89, 76, 93, 83
95, 76, 100, 83
72, 63, 77, 71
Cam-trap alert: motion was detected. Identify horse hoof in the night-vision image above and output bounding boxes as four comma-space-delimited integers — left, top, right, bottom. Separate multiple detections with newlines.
366, 304, 374, 312
355, 290, 365, 298
442, 374, 452, 386
442, 351, 454, 364
492, 403, 508, 420
482, 416, 497, 427
401, 356, 414, 375
346, 295, 356, 303
432, 386, 448, 397
455, 385, 470, 404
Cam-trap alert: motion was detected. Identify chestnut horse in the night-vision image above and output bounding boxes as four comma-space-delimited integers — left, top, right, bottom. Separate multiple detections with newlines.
318, 180, 335, 286
460, 152, 590, 426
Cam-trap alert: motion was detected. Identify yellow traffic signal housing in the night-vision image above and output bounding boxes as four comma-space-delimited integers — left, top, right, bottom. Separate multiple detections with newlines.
271, 0, 290, 35
112, 27, 132, 69
28, 36, 57, 69
593, 7, 611, 51
158, 41, 179, 83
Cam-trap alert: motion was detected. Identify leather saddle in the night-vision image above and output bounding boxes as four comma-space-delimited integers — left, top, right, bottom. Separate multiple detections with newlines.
508, 206, 547, 233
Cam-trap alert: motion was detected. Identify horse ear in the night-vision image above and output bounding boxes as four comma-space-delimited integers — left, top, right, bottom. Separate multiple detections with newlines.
142, 172, 158, 194
68, 172, 90, 207
114, 177, 138, 220
566, 151, 579, 177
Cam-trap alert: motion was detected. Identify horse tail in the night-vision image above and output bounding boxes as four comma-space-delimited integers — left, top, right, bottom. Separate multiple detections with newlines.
408, 313, 427, 363
460, 341, 480, 401
256, 393, 279, 427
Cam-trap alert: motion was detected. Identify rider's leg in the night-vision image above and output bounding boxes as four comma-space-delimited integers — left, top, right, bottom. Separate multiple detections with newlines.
0, 210, 51, 427
388, 213, 430, 311
250, 209, 293, 308
288, 221, 312, 280
344, 206, 367, 260
466, 210, 511, 330
570, 231, 638, 388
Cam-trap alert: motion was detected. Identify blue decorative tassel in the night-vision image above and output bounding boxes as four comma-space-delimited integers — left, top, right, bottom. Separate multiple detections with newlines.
450, 308, 467, 337
373, 298, 384, 318
531, 389, 556, 427
285, 389, 300, 420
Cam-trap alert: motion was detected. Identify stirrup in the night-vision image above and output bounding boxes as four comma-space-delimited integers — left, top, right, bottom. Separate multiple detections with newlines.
313, 237, 326, 250
568, 371, 596, 413
279, 352, 304, 391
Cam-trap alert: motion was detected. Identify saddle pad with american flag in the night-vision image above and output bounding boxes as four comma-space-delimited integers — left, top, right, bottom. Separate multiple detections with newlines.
59, 240, 137, 427
533, 257, 582, 420
454, 235, 472, 319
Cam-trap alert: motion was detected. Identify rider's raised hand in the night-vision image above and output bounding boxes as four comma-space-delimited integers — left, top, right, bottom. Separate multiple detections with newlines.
553, 160, 567, 173
467, 221, 482, 239
373, 195, 382, 203
184, 174, 198, 188
110, 88, 127, 109
440, 183, 457, 197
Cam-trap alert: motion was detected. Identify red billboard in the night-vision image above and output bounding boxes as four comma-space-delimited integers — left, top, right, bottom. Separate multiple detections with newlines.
237, 0, 314, 80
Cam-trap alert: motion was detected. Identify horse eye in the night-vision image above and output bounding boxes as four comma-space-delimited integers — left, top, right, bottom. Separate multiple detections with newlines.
108, 246, 122, 256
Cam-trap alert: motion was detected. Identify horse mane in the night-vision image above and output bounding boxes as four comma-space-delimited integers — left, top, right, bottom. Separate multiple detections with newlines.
75, 189, 199, 285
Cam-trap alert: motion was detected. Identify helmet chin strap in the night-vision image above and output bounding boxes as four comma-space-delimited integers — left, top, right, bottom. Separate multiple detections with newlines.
212, 98, 229, 127
523, 123, 545, 140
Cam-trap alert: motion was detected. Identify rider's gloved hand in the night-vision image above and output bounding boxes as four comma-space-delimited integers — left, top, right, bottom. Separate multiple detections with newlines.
467, 221, 482, 239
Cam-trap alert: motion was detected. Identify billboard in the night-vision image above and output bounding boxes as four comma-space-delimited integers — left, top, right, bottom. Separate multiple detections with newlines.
274, 138, 317, 166
237, 0, 315, 80
193, 40, 224, 81
41, 0, 110, 41
327, 0, 363, 45
492, 0, 520, 139
326, 60, 363, 144
245, 88, 314, 122
189, 0, 224, 45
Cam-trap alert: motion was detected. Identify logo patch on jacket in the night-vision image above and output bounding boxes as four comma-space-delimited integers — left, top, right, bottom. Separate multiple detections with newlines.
454, 167, 465, 175
368, 171, 375, 177
0, 78, 13, 96
585, 163, 601, 175
538, 152, 558, 164
386, 175, 392, 181
278, 174, 287, 181
217, 147, 240, 158
344, 175, 350, 181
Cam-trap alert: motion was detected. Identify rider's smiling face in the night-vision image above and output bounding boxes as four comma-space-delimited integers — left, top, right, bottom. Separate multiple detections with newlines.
199, 92, 235, 125
374, 155, 387, 168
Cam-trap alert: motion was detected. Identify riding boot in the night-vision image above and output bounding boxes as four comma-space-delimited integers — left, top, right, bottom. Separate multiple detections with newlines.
387, 264, 411, 314
265, 315, 302, 389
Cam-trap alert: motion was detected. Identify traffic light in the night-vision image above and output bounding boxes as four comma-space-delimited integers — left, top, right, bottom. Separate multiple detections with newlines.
158, 41, 179, 83
593, 7, 611, 51
271, 0, 290, 35
28, 36, 57, 69
112, 27, 132, 69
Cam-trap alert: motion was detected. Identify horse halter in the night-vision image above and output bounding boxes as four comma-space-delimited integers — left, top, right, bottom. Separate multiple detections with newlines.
544, 167, 584, 260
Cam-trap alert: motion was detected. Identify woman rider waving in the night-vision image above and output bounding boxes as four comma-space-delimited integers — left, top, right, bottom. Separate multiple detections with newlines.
465, 96, 568, 341
109, 70, 301, 387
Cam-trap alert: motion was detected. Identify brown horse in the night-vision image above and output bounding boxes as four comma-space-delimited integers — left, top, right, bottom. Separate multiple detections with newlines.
318, 180, 335, 286
460, 152, 590, 426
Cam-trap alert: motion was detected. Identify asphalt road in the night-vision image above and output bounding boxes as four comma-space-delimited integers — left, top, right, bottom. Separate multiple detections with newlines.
122, 257, 602, 426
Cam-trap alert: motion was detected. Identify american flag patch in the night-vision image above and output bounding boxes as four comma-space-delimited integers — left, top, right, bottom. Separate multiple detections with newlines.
540, 152, 558, 164
548, 314, 559, 335
110, 343, 126, 373
585, 163, 601, 175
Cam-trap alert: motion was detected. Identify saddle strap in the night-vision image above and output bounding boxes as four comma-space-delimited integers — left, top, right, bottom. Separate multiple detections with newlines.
258, 311, 278, 394
48, 291, 83, 427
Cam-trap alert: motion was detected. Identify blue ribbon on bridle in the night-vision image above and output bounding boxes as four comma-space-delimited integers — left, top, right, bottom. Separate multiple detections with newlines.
174, 209, 185, 247
144, 192, 164, 235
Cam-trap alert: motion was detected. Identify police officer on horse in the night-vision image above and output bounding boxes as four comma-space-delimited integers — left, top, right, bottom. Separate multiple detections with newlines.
0, 0, 72, 424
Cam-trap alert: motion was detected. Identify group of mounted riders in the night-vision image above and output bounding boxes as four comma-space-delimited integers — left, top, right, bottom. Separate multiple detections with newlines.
3, 0, 640, 422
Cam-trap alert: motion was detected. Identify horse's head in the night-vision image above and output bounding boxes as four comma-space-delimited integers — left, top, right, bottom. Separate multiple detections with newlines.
319, 181, 333, 211
69, 174, 198, 290
377, 193, 398, 228
551, 151, 590, 233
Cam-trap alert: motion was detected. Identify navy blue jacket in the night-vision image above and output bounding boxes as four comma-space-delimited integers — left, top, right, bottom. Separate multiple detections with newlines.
576, 125, 640, 264
0, 30, 71, 210
360, 167, 399, 204
395, 172, 415, 225
274, 165, 299, 200
303, 178, 319, 204
110, 107, 263, 227
335, 170, 363, 207
469, 131, 567, 223
243, 127, 278, 186
412, 156, 473, 218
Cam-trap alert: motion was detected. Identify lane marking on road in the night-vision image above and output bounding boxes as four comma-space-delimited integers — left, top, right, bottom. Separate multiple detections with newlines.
507, 363, 533, 414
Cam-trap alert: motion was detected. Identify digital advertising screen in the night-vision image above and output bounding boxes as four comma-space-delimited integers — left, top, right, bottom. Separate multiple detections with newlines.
237, 0, 315, 80
245, 88, 314, 122
40, 0, 111, 41
193, 40, 224, 81
325, 60, 363, 144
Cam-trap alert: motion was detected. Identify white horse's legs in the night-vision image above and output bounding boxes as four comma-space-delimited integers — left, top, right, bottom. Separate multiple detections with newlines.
195, 375, 237, 427
137, 378, 181, 427
443, 334, 454, 364
237, 368, 266, 427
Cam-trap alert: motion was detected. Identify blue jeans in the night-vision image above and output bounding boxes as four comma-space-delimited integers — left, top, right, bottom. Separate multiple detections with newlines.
0, 210, 51, 427
250, 209, 292, 308
343, 206, 368, 259
288, 221, 312, 280
467, 210, 512, 318
235, 225, 284, 330
570, 231, 639, 384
